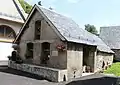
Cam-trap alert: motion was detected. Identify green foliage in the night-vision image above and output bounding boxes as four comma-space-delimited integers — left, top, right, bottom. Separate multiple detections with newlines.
85, 24, 98, 36
18, 0, 32, 14
104, 62, 120, 76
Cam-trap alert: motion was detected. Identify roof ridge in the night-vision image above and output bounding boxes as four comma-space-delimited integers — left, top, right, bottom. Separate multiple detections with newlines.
37, 5, 75, 21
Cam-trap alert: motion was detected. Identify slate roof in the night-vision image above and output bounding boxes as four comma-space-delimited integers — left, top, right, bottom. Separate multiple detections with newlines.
15, 5, 114, 53
39, 6, 97, 46
93, 34, 114, 53
0, 0, 27, 23
38, 6, 114, 53
100, 26, 120, 49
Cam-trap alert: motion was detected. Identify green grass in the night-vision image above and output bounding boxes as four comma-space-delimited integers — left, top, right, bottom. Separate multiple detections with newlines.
104, 62, 120, 76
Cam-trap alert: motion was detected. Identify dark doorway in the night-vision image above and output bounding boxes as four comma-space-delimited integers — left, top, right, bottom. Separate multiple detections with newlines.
83, 45, 94, 73
41, 42, 50, 64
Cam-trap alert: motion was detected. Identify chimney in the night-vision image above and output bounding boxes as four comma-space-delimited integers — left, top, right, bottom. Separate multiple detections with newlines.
38, 1, 42, 6
49, 7, 53, 10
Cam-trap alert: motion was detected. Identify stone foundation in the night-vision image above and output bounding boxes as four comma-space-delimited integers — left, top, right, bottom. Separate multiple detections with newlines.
8, 60, 67, 82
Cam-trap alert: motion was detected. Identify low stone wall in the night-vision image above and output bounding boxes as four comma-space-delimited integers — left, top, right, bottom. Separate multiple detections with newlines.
96, 52, 113, 72
8, 60, 67, 82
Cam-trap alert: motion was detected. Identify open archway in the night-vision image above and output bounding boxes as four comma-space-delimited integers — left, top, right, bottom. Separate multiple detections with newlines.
0, 25, 16, 39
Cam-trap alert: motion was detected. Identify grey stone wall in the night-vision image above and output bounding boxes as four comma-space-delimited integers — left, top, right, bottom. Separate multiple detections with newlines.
18, 10, 67, 69
19, 10, 41, 59
67, 44, 83, 79
8, 60, 67, 82
40, 17, 67, 69
33, 43, 41, 65
96, 51, 113, 71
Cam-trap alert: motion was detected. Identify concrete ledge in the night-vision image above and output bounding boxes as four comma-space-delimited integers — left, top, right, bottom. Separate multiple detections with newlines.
8, 60, 67, 82
82, 73, 94, 77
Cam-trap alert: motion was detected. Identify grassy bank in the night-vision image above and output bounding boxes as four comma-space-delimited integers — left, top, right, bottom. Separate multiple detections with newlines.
104, 62, 120, 76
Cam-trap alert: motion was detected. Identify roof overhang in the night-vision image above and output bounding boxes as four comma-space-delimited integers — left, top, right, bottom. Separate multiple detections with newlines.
0, 17, 24, 24
97, 49, 115, 54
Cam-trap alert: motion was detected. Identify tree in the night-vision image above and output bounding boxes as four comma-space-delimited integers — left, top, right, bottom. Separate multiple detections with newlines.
85, 24, 98, 36
18, 0, 32, 14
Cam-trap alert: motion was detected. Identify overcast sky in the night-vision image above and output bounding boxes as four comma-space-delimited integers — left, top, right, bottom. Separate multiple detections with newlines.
25, 0, 120, 32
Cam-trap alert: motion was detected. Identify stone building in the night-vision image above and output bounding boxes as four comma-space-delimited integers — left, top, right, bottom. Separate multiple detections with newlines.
100, 26, 120, 61
0, 0, 26, 63
10, 4, 114, 82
